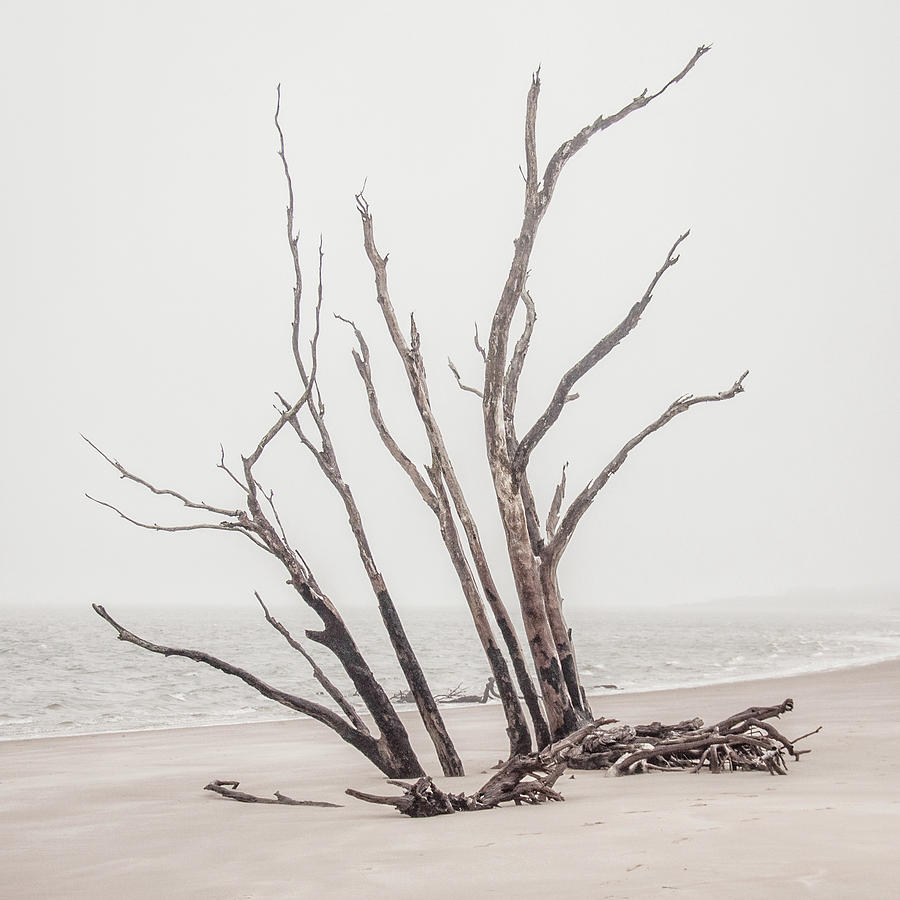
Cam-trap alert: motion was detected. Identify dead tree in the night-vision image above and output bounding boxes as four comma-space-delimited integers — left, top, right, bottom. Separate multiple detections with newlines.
89, 46, 754, 782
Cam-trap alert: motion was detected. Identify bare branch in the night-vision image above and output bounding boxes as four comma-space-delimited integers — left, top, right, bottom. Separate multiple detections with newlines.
275, 84, 303, 375
335, 315, 439, 513
539, 46, 710, 204
83, 436, 242, 518
255, 592, 368, 733
92, 603, 373, 748
275, 390, 331, 471
84, 494, 267, 549
448, 358, 483, 398
241, 88, 326, 479
217, 444, 249, 492
473, 323, 487, 363
525, 67, 541, 200
242, 372, 320, 476
514, 230, 690, 475
545, 462, 568, 538
503, 290, 537, 444
259, 485, 297, 557
483, 49, 710, 466
549, 370, 749, 561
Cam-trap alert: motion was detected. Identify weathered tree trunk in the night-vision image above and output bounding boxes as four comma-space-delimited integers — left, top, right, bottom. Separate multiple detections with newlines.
538, 552, 590, 716
280, 379, 462, 776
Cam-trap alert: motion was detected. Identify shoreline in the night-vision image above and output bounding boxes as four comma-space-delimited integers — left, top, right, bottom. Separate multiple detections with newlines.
2, 658, 898, 898
4, 650, 900, 747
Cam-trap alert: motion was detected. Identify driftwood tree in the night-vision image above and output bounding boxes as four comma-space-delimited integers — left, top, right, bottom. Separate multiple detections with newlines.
88, 46, 772, 793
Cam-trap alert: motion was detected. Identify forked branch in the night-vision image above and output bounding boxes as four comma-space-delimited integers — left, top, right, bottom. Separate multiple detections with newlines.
83, 436, 242, 519
545, 463, 568, 537
255, 592, 368, 733
448, 358, 483, 398
91, 603, 375, 748
337, 315, 439, 513
484, 46, 709, 468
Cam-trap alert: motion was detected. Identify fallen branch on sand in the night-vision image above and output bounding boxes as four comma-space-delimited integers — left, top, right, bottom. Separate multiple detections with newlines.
204, 780, 342, 807
391, 678, 501, 705
347, 699, 819, 817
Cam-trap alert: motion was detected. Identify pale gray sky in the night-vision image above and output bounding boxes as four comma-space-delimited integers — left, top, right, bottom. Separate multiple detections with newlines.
2, 1, 898, 619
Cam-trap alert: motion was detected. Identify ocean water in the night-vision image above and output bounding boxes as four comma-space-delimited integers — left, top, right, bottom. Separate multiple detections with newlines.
2, 598, 899, 741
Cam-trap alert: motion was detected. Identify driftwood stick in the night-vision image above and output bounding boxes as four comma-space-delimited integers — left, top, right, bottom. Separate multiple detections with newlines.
791, 725, 823, 744
204, 780, 342, 807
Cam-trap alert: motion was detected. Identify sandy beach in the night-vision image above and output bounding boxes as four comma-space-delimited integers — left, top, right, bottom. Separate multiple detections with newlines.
2, 659, 897, 899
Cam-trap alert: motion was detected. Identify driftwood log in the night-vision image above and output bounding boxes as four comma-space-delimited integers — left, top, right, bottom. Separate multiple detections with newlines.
204, 780, 342, 807
347, 699, 819, 817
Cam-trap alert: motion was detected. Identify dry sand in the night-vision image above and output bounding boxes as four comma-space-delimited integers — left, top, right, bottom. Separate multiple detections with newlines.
2, 659, 898, 899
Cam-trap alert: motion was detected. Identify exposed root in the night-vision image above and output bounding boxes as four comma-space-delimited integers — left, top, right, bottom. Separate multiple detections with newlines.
346, 700, 818, 817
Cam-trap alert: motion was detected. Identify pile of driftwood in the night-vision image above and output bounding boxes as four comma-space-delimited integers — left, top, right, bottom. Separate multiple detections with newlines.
391, 678, 501, 705
345, 699, 820, 817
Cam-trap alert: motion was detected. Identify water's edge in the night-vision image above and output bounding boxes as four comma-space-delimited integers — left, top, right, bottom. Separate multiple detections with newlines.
5, 648, 898, 745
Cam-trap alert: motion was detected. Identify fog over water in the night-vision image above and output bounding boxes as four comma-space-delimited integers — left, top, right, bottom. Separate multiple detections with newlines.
2, 3, 898, 641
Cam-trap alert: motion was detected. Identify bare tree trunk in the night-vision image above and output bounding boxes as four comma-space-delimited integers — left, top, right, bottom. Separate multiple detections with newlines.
350, 209, 536, 755
279, 370, 463, 776
480, 50, 712, 739
538, 553, 590, 716
492, 469, 579, 739
272, 117, 462, 777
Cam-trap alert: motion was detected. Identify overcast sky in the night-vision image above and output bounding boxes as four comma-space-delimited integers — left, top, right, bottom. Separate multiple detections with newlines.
2, 1, 898, 622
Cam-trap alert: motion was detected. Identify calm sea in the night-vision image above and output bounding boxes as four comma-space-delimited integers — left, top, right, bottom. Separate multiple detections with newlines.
2, 598, 898, 741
